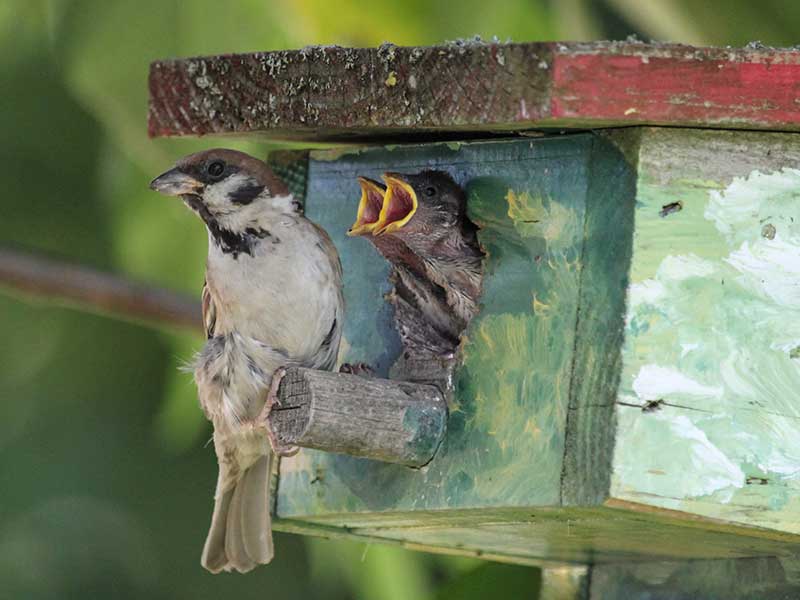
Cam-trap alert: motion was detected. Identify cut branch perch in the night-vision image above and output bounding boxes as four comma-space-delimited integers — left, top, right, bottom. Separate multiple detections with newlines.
268, 367, 448, 467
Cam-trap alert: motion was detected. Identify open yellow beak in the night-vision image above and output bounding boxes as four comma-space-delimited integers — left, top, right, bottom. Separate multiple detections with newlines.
348, 177, 387, 236
373, 174, 418, 235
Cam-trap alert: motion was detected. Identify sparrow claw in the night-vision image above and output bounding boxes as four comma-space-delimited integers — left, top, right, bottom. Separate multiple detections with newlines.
258, 367, 299, 456
257, 367, 286, 428
339, 362, 375, 378
264, 424, 300, 457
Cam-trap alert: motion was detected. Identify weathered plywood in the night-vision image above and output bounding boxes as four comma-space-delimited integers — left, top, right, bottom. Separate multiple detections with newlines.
149, 42, 800, 141
611, 128, 800, 534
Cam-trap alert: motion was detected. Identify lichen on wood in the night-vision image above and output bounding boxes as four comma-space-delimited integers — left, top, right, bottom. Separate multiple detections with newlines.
150, 41, 800, 141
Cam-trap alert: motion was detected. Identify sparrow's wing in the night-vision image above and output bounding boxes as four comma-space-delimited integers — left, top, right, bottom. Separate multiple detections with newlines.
311, 223, 343, 282
201, 279, 217, 339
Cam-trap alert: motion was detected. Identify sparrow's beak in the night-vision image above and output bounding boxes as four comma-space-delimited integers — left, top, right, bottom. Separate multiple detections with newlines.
373, 173, 418, 235
348, 177, 387, 236
149, 168, 203, 197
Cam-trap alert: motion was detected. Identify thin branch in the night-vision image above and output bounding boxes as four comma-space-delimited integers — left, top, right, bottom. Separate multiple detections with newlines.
0, 246, 202, 332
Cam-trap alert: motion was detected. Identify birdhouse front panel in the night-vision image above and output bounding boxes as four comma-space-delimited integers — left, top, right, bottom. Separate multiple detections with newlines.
277, 135, 597, 520
273, 128, 800, 566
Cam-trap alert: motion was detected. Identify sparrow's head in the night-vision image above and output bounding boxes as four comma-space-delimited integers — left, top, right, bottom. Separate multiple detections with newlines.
372, 170, 465, 239
150, 149, 294, 232
347, 177, 386, 236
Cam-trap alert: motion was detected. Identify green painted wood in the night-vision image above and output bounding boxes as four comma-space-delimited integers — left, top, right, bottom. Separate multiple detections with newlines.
271, 128, 800, 566
276, 136, 593, 518
610, 128, 800, 535
292, 505, 800, 566
561, 130, 638, 506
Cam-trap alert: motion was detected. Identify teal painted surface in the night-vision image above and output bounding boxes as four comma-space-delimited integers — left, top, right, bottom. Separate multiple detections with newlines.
277, 136, 593, 519
561, 131, 637, 506
612, 129, 800, 533
403, 402, 447, 466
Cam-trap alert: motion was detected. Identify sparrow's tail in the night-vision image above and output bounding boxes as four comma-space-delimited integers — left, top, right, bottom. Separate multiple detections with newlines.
201, 453, 274, 573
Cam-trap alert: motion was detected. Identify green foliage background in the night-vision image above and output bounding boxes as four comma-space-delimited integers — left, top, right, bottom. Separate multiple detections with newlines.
1, 1, 797, 598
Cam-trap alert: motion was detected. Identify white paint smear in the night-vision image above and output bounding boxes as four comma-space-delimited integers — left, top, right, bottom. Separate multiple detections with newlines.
633, 365, 724, 401
628, 279, 665, 308
614, 411, 745, 499
656, 254, 716, 281
705, 167, 800, 243
664, 414, 746, 497
726, 237, 800, 309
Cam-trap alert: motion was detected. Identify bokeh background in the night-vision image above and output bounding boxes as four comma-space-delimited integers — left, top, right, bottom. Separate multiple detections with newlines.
2, 1, 799, 598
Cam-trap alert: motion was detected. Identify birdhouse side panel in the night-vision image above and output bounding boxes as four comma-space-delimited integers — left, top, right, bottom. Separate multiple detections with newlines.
611, 128, 800, 535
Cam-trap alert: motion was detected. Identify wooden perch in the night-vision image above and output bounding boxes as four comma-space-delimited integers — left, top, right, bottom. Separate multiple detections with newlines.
149, 41, 800, 141
0, 246, 202, 332
268, 367, 447, 467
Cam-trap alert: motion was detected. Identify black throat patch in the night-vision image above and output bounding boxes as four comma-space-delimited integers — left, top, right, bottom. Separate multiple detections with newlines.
181, 193, 270, 259
208, 223, 271, 259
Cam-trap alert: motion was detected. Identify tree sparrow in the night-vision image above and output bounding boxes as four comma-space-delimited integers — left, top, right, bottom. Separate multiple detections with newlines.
150, 149, 344, 574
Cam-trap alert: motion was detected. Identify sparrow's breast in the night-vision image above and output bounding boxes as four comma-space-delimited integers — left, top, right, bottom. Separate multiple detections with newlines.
206, 216, 344, 366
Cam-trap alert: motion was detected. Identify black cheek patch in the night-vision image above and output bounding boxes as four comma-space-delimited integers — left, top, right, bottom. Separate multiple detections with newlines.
229, 184, 265, 205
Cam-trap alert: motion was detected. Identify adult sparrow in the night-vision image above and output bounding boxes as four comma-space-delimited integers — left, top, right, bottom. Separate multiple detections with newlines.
150, 149, 344, 573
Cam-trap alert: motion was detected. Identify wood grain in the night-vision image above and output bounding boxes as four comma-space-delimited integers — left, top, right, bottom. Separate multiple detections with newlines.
269, 367, 447, 467
150, 42, 800, 141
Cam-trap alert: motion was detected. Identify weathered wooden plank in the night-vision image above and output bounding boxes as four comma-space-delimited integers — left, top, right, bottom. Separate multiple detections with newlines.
149, 42, 800, 141
338, 505, 800, 566
268, 367, 447, 467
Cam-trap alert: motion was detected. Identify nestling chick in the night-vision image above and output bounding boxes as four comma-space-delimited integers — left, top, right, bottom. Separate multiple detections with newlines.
150, 149, 344, 574
373, 171, 483, 326
348, 177, 461, 354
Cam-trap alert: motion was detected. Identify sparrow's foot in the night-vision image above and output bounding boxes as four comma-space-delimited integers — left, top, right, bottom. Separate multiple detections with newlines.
265, 427, 300, 457
339, 362, 375, 378
257, 368, 299, 457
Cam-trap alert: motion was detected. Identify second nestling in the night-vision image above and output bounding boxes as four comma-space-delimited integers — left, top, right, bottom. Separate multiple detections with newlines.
348, 170, 484, 357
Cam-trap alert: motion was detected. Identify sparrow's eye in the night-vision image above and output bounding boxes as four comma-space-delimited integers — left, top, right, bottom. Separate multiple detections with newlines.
424, 186, 437, 197
207, 160, 226, 179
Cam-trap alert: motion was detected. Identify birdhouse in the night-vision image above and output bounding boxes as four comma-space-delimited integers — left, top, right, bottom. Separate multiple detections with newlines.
149, 42, 800, 597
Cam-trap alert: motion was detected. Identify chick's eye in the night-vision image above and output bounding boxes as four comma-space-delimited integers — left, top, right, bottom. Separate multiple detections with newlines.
424, 186, 437, 197
207, 160, 226, 179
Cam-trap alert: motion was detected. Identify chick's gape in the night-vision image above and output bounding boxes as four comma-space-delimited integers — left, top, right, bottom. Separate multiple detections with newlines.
348, 170, 484, 356
150, 149, 344, 574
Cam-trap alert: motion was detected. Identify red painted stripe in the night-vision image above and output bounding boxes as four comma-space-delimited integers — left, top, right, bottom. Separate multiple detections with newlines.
551, 52, 800, 127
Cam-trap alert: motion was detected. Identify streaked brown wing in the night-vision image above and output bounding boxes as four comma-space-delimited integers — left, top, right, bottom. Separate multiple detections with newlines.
201, 280, 217, 339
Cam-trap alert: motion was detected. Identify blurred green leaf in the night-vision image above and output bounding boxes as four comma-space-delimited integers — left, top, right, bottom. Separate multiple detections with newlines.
436, 563, 542, 600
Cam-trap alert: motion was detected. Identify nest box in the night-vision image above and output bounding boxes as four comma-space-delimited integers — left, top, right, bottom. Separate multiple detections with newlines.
150, 41, 800, 597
